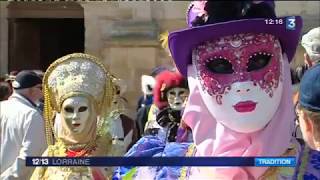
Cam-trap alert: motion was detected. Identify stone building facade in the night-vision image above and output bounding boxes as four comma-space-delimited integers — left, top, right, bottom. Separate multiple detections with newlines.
84, 2, 190, 117
0, 1, 319, 117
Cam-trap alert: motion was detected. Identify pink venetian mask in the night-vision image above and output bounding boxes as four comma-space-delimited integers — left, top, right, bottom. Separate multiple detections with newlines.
192, 33, 284, 133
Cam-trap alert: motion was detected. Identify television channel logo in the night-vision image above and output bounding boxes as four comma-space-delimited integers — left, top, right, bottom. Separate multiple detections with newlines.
286, 16, 296, 30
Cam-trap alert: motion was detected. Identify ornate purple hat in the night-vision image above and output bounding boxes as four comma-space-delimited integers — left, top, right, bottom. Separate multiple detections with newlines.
168, 1, 303, 76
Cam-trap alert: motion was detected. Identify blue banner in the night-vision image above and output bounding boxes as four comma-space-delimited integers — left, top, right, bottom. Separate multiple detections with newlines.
26, 157, 296, 167
255, 157, 296, 167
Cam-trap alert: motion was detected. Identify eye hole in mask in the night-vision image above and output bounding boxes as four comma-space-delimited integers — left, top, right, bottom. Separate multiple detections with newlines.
79, 106, 88, 112
147, 85, 153, 91
206, 58, 234, 74
247, 53, 272, 72
64, 106, 74, 113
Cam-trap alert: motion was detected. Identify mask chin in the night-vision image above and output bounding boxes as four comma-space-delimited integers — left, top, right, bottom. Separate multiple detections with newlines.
192, 33, 285, 133
70, 123, 85, 134
170, 103, 184, 111
198, 80, 283, 133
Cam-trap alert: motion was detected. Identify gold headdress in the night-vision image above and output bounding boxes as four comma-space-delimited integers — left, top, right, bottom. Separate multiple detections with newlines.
43, 53, 115, 145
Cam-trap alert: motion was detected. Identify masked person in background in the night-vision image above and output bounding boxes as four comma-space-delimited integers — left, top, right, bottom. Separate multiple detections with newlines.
140, 32, 176, 136
137, 74, 155, 111
31, 53, 116, 179
108, 78, 137, 155
135, 74, 156, 137
113, 70, 190, 179
144, 70, 189, 142
136, 66, 169, 138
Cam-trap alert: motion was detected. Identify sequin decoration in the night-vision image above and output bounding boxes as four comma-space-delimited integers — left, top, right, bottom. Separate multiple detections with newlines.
192, 33, 282, 104
48, 59, 107, 108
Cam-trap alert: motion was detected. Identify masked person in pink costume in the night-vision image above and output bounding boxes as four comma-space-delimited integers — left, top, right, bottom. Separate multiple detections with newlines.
114, 1, 303, 179
170, 1, 303, 179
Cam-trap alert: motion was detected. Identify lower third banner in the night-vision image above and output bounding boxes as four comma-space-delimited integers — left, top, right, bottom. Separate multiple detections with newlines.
26, 157, 296, 167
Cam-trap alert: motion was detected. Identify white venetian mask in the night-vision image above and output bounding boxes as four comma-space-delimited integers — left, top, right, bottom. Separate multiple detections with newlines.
193, 33, 284, 133
166, 87, 189, 111
61, 96, 91, 134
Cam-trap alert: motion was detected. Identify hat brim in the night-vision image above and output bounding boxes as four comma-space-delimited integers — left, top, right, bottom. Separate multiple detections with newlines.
168, 16, 303, 76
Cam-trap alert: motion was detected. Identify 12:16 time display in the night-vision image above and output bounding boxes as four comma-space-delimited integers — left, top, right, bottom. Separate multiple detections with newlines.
265, 18, 283, 25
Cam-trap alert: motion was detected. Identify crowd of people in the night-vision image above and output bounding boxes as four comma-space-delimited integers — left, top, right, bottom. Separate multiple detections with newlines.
1, 1, 319, 179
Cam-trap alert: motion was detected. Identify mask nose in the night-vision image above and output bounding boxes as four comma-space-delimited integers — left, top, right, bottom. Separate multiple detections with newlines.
231, 81, 254, 95
72, 113, 80, 120
236, 88, 250, 94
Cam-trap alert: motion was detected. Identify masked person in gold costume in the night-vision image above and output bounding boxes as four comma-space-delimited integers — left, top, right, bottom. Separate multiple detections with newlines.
108, 78, 137, 156
31, 53, 116, 180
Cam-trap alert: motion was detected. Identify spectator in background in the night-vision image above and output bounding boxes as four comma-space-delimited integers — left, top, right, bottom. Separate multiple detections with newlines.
291, 27, 320, 85
302, 27, 320, 67
292, 27, 320, 139
4, 71, 19, 98
295, 64, 320, 179
0, 71, 46, 179
0, 81, 11, 101
33, 70, 45, 112
32, 70, 44, 78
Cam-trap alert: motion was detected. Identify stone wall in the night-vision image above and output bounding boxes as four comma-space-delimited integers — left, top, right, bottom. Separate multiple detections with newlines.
80, 2, 189, 117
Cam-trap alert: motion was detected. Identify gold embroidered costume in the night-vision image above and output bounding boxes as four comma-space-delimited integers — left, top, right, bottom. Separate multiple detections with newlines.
31, 53, 116, 180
